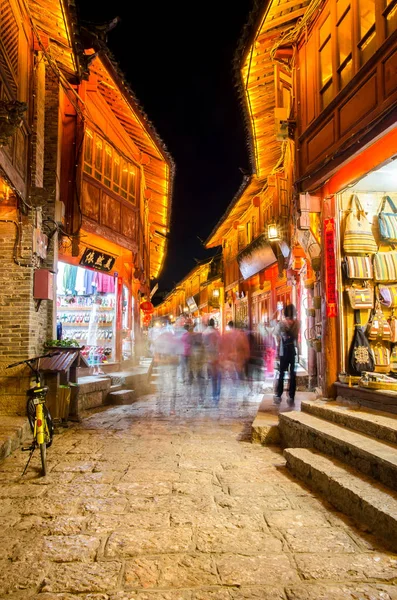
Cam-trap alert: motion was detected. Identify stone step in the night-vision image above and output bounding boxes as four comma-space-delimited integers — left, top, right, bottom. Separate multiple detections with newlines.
0, 417, 31, 462
107, 389, 136, 405
284, 447, 397, 552
302, 399, 397, 445
278, 410, 397, 492
109, 383, 123, 394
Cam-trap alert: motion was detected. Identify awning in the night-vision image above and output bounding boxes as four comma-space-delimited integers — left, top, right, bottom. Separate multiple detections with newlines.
40, 350, 89, 371
237, 234, 277, 280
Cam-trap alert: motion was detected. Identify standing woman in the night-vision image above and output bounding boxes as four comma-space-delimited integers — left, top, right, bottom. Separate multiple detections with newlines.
274, 304, 300, 405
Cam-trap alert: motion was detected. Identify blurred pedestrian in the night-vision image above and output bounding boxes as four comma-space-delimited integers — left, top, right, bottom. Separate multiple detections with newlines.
274, 304, 300, 405
221, 321, 250, 393
190, 325, 206, 401
203, 318, 221, 404
180, 324, 192, 383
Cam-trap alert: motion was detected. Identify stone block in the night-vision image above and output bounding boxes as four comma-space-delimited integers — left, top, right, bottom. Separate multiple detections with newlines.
284, 447, 397, 551
108, 389, 136, 405
301, 399, 397, 444
279, 411, 397, 491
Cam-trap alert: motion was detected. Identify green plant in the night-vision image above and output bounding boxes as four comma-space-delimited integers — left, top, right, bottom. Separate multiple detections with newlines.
46, 338, 80, 348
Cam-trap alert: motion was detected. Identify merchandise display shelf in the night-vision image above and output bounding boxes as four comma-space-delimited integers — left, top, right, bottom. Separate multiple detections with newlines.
62, 323, 113, 327
58, 307, 114, 311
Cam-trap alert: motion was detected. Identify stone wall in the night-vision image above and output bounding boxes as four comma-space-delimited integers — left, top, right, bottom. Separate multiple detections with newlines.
0, 61, 61, 415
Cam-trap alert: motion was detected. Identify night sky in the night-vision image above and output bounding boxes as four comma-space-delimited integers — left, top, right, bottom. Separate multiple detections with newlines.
75, 0, 253, 293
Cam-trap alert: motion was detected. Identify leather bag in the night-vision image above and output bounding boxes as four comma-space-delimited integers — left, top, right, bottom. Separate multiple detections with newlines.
343, 194, 378, 255
378, 195, 397, 243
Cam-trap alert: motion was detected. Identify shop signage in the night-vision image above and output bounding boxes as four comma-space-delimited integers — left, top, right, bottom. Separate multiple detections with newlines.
237, 234, 277, 280
324, 218, 337, 318
80, 248, 116, 272
186, 296, 198, 313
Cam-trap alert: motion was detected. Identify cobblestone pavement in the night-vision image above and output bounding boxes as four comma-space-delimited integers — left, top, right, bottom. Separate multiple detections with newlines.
1, 366, 397, 599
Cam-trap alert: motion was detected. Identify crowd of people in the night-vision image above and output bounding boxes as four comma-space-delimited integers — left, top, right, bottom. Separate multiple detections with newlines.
149, 304, 300, 406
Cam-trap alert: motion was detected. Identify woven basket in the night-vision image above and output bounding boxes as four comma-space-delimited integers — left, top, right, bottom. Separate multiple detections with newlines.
359, 379, 397, 391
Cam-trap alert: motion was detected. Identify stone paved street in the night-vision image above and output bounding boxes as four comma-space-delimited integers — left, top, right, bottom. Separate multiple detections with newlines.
1, 366, 397, 599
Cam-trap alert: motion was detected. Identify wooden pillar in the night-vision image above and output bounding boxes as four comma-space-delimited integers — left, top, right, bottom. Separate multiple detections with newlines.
321, 203, 340, 398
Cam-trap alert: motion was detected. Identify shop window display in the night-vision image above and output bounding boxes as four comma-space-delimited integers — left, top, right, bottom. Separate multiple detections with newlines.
57, 262, 116, 368
339, 161, 397, 389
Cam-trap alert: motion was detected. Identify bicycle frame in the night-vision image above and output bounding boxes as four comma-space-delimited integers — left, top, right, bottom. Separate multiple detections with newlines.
6, 352, 58, 476
33, 400, 45, 446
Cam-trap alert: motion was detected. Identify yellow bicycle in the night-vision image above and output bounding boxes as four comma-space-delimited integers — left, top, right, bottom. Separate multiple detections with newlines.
6, 353, 57, 476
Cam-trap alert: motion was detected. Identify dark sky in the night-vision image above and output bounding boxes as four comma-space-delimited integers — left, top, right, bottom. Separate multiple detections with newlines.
75, 0, 253, 292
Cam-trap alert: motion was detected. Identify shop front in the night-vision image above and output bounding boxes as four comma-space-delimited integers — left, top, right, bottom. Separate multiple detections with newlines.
318, 128, 397, 406
57, 234, 138, 371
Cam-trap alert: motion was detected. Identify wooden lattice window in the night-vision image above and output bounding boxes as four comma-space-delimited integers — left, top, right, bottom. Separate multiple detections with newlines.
0, 0, 19, 84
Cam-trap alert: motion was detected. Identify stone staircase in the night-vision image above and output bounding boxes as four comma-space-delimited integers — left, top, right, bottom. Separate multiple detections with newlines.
279, 399, 397, 551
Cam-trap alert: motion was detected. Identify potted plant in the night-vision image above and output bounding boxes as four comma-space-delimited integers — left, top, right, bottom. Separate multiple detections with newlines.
45, 337, 82, 350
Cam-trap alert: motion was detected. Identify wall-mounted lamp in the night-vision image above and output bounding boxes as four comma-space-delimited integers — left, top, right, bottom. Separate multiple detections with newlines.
212, 289, 220, 298
267, 222, 280, 241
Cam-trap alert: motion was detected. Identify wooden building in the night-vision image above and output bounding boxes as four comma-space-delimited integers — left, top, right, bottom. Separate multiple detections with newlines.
206, 0, 313, 369
153, 256, 223, 329
0, 2, 173, 415
57, 25, 174, 367
290, 0, 397, 403
0, 0, 85, 414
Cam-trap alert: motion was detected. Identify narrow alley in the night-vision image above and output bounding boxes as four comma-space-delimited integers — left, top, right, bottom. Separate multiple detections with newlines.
1, 367, 397, 599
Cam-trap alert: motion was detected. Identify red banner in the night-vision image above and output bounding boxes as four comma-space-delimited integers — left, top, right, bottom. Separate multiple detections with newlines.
324, 218, 338, 318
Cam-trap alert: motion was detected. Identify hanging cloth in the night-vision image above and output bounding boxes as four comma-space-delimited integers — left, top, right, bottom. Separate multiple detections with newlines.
96, 272, 115, 293
75, 267, 86, 295
84, 269, 97, 295
57, 262, 66, 295
63, 265, 78, 295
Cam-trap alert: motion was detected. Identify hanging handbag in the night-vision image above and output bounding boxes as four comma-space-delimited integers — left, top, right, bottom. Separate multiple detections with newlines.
343, 194, 378, 255
346, 286, 373, 310
371, 343, 391, 374
366, 302, 392, 341
390, 345, 397, 372
389, 311, 397, 343
343, 256, 374, 280
373, 251, 397, 282
378, 195, 397, 243
377, 284, 397, 308
349, 310, 375, 375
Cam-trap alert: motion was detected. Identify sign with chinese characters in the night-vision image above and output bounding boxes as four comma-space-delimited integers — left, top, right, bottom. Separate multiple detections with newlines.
324, 218, 337, 318
80, 247, 116, 272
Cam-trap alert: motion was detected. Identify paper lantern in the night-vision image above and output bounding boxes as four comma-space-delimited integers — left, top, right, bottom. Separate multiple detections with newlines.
140, 301, 154, 314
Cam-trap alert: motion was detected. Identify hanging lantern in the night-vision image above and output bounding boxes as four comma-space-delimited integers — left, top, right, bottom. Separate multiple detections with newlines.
253, 196, 261, 207
140, 300, 154, 314
143, 314, 152, 327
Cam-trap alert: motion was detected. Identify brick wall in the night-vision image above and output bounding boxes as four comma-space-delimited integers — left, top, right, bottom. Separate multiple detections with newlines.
0, 61, 62, 415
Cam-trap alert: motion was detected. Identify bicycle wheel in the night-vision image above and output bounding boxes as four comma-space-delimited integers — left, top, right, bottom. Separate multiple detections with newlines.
39, 442, 47, 476
44, 406, 54, 449
26, 398, 36, 433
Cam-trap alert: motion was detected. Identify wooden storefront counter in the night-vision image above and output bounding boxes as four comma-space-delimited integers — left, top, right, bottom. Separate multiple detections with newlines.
335, 382, 397, 415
